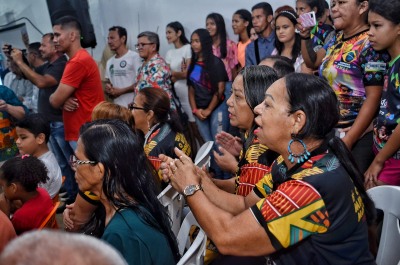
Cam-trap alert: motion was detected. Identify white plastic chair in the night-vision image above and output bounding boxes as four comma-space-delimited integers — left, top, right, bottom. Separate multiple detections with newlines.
194, 141, 214, 168
367, 185, 400, 265
157, 184, 184, 237
176, 211, 207, 265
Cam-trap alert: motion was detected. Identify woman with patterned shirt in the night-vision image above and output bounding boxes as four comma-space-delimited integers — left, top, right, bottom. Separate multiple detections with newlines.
130, 87, 191, 183
300, 0, 390, 173
214, 66, 279, 197
161, 73, 376, 265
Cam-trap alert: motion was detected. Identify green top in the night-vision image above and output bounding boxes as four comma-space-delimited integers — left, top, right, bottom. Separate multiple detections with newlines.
101, 208, 175, 265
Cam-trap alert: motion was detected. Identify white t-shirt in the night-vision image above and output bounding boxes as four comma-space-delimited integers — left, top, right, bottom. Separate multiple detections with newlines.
105, 50, 142, 107
38, 151, 62, 199
271, 48, 304, 73
165, 44, 194, 121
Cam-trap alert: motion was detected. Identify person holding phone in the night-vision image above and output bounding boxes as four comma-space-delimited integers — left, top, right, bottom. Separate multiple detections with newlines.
296, 0, 335, 51
299, 0, 390, 174
271, 9, 313, 73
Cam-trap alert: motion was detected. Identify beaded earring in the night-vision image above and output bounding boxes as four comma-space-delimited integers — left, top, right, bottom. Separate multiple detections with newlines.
287, 137, 310, 164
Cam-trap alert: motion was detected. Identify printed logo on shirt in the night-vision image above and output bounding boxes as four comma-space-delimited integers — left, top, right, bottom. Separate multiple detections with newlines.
120, 60, 127, 68
365, 62, 386, 72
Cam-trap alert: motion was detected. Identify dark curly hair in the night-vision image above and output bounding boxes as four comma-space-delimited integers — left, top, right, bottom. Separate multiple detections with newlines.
0, 156, 48, 192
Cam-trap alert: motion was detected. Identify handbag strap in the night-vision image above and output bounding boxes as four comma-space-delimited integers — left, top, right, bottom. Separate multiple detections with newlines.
254, 39, 260, 65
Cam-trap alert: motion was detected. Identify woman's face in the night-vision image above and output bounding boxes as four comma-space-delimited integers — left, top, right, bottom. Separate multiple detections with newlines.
368, 11, 400, 53
232, 14, 248, 35
254, 78, 292, 153
275, 16, 296, 44
74, 139, 103, 195
206, 18, 217, 38
191, 33, 202, 55
250, 28, 258, 41
296, 1, 312, 16
166, 27, 179, 44
226, 74, 254, 131
331, 0, 365, 30
130, 93, 149, 133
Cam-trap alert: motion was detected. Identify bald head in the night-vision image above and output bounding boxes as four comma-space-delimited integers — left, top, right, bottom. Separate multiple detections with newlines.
0, 230, 127, 265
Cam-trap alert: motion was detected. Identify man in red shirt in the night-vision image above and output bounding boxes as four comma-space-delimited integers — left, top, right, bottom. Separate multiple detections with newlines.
50, 16, 104, 151
50, 16, 104, 204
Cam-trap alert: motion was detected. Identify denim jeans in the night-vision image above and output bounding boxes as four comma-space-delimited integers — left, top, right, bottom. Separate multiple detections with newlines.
48, 121, 77, 201
195, 85, 231, 179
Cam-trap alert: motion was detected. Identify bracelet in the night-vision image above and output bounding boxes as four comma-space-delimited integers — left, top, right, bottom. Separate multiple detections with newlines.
192, 108, 198, 114
301, 36, 311, 40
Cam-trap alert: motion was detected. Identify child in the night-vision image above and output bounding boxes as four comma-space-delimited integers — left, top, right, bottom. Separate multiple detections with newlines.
16, 114, 62, 198
365, 0, 400, 188
0, 155, 53, 234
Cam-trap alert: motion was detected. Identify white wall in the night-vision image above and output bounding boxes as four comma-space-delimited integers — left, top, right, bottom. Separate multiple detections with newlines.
0, 0, 295, 61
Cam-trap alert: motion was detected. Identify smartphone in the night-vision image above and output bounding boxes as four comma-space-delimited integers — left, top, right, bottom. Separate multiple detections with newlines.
300, 11, 317, 28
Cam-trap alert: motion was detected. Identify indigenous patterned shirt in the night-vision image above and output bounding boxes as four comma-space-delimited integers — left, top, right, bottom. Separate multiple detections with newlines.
235, 134, 276, 196
144, 123, 191, 180
251, 149, 374, 265
373, 54, 400, 159
319, 30, 390, 127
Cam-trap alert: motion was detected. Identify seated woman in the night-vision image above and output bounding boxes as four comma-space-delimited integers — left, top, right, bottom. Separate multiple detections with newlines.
0, 155, 53, 235
72, 119, 179, 265
213, 66, 279, 196
91, 101, 134, 128
130, 87, 191, 181
161, 73, 375, 264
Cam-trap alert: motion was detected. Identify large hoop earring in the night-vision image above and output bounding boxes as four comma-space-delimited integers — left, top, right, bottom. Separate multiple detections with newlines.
287, 137, 310, 164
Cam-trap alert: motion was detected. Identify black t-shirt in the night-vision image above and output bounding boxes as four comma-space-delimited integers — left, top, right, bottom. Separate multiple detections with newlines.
35, 55, 67, 122
188, 56, 228, 109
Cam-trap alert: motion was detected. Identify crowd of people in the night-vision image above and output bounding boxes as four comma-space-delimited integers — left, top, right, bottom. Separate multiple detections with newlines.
0, 0, 399, 264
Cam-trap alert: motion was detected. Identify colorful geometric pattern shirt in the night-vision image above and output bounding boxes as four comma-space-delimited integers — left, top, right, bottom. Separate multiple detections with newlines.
144, 123, 191, 181
235, 134, 276, 196
135, 53, 175, 109
319, 30, 389, 127
310, 23, 335, 51
373, 54, 400, 159
251, 149, 374, 264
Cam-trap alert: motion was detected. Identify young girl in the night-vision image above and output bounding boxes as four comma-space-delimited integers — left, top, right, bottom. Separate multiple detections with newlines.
365, 0, 400, 188
187, 29, 228, 176
272, 9, 313, 73
231, 9, 252, 69
0, 155, 53, 234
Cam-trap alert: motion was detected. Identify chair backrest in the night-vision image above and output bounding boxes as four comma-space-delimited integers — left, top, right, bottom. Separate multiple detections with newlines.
176, 211, 207, 265
157, 184, 184, 237
194, 141, 214, 168
367, 185, 400, 265
39, 201, 60, 229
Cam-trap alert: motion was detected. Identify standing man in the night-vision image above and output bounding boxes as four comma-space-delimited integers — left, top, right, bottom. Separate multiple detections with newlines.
134, 31, 175, 109
10, 33, 75, 205
245, 2, 276, 66
50, 16, 104, 203
105, 26, 141, 108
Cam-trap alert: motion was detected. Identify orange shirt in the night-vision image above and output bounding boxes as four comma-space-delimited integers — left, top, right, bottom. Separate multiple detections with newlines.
0, 211, 16, 252
238, 39, 251, 68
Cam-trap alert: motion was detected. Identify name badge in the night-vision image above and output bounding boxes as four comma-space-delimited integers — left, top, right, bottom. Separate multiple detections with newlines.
365, 62, 386, 72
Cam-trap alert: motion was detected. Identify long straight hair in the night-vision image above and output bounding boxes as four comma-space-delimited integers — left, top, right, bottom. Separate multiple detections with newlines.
166, 21, 190, 45
206, 13, 228, 59
79, 119, 180, 262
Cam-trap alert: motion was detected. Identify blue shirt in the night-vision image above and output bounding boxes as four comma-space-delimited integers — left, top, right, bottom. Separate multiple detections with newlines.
245, 32, 276, 66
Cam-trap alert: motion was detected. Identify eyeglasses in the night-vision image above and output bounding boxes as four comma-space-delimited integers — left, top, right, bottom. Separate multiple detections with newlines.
69, 155, 96, 170
135, 43, 154, 49
128, 102, 146, 111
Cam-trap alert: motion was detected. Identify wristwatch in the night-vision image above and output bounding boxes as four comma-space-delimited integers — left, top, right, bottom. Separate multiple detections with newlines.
183, 184, 202, 197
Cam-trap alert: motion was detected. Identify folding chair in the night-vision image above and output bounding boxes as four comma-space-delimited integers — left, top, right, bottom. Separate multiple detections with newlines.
367, 185, 400, 265
39, 201, 60, 229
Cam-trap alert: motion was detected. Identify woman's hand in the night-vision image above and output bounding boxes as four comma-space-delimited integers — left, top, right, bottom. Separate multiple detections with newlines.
63, 203, 75, 231
160, 148, 200, 193
214, 147, 238, 174
215, 131, 242, 157
364, 160, 383, 190
194, 108, 207, 120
